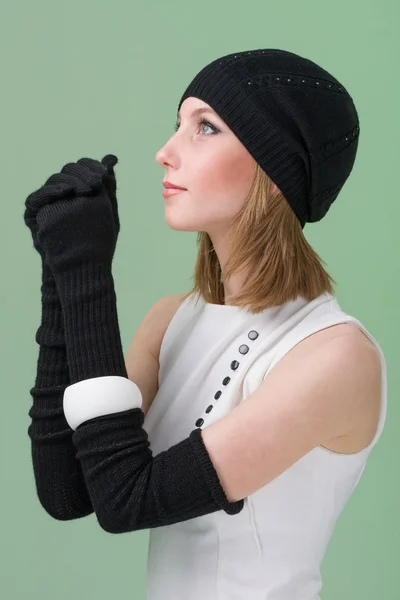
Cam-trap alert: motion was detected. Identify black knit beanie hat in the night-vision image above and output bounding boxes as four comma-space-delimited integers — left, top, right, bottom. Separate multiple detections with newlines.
177, 48, 360, 229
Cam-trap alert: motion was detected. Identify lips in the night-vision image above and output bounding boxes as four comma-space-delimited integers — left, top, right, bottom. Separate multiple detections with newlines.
163, 181, 187, 190
162, 187, 186, 198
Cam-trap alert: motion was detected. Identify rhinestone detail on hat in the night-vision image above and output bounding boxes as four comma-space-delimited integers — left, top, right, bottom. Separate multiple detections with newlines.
220, 49, 298, 66
314, 123, 360, 166
216, 49, 339, 82
194, 329, 260, 428
244, 72, 344, 93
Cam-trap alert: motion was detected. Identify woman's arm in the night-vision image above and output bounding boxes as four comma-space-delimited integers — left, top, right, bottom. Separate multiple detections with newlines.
57, 260, 243, 534
27, 259, 174, 519
125, 293, 186, 417
27, 260, 94, 520
25, 154, 123, 521
27, 253, 180, 520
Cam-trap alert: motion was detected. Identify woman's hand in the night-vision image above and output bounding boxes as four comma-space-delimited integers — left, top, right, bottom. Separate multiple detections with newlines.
24, 155, 120, 273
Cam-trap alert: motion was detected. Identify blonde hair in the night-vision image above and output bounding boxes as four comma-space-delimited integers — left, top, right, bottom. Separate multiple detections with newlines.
181, 162, 336, 314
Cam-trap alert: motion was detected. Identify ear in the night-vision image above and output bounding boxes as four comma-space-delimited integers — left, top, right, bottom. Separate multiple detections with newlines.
271, 182, 279, 196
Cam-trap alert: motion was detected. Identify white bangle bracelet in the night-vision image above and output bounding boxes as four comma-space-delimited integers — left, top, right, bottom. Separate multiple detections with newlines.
63, 375, 143, 431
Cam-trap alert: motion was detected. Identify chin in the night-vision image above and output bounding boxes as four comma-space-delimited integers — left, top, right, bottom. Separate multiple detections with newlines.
165, 220, 199, 232
164, 211, 202, 232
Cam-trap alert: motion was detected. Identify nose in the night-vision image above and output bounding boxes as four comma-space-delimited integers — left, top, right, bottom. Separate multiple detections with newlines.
156, 139, 173, 167
155, 146, 165, 166
156, 135, 178, 168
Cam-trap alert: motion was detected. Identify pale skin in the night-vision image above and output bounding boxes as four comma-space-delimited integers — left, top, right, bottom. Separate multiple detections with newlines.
155, 96, 275, 300
142, 97, 384, 503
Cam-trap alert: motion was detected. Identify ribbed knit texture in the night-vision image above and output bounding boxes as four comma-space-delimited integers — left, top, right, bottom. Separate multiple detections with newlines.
25, 153, 243, 528
72, 410, 243, 533
178, 48, 360, 228
27, 259, 94, 520
54, 261, 128, 384
53, 259, 243, 532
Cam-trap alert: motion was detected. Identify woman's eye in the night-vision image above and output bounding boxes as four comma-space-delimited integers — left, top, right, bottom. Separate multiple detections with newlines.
174, 118, 219, 135
197, 118, 219, 135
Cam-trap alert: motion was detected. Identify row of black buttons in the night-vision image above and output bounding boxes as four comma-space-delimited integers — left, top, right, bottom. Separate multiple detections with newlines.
195, 329, 260, 427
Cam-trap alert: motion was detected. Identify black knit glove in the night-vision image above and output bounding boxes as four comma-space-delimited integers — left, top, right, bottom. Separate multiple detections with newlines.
26, 155, 119, 274
24, 154, 120, 271
25, 154, 126, 384
23, 154, 119, 519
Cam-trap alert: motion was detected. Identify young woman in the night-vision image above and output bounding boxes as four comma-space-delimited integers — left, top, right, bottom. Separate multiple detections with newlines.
25, 48, 387, 599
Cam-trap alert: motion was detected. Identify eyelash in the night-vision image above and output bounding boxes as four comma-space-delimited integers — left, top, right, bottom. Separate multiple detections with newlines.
174, 117, 219, 135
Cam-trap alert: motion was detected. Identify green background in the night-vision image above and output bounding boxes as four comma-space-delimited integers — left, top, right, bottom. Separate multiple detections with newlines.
1, 0, 398, 598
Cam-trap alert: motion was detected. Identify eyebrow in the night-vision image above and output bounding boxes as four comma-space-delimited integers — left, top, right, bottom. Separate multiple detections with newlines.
176, 107, 216, 121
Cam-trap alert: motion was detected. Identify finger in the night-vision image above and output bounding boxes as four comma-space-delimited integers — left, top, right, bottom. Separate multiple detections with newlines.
101, 156, 119, 232
77, 157, 107, 175
98, 155, 119, 229
45, 171, 97, 196
108, 189, 120, 234
61, 161, 104, 193
25, 182, 74, 213
101, 154, 118, 174
45, 172, 85, 191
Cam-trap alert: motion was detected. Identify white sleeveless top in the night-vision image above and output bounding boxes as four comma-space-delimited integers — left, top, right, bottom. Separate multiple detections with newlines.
143, 291, 387, 600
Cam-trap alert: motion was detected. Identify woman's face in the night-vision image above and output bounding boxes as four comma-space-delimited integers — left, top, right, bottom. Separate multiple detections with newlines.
155, 97, 256, 239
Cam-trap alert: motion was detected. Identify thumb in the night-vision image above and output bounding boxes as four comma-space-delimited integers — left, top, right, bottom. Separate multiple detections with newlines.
101, 154, 120, 235
101, 154, 118, 176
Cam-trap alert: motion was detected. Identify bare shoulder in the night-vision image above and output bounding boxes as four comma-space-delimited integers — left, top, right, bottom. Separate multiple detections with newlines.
293, 322, 382, 453
293, 321, 380, 358
297, 322, 382, 401
141, 292, 189, 362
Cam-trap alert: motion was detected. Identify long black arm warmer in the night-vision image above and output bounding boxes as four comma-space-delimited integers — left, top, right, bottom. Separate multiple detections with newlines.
27, 260, 94, 520
73, 409, 243, 534
55, 261, 244, 533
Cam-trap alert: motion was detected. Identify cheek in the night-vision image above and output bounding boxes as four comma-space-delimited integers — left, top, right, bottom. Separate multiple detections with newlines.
196, 147, 254, 205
